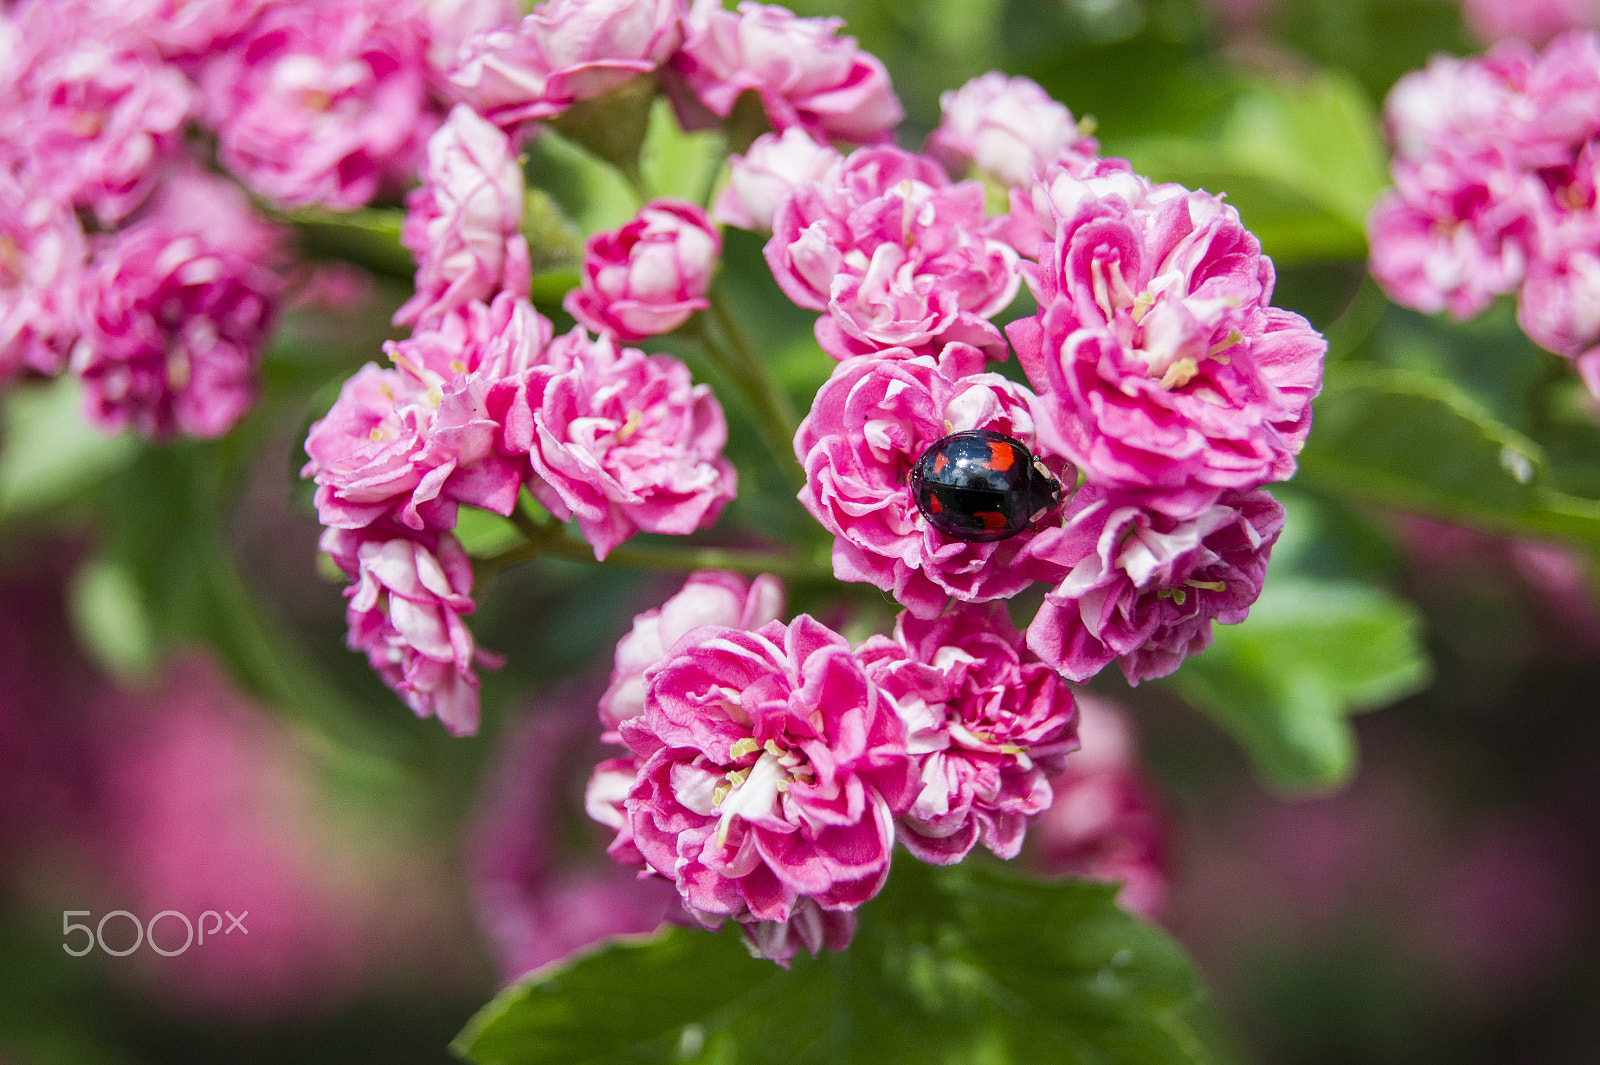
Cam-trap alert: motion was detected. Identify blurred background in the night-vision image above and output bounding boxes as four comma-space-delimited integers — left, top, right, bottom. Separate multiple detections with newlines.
4, 0, 1600, 1063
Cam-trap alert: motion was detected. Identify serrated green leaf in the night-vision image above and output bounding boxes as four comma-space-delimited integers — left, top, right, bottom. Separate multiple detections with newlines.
1298, 366, 1600, 555
456, 863, 1235, 1065
1167, 579, 1431, 793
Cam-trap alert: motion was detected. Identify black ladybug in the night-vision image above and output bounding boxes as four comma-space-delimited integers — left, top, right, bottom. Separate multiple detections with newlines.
908, 430, 1065, 543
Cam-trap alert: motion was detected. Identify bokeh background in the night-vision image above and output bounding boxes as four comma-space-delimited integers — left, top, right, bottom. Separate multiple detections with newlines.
4, 0, 1600, 1062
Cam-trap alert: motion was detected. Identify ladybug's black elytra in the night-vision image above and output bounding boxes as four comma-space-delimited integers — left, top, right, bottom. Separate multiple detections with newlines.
908, 430, 1065, 543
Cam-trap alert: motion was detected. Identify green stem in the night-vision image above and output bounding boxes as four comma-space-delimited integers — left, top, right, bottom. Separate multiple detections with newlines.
696, 284, 805, 490
482, 525, 823, 581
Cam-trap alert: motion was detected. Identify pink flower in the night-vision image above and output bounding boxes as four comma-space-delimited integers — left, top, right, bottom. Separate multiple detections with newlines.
794, 344, 1067, 619
617, 615, 917, 956
996, 155, 1137, 261
737, 898, 855, 966
395, 104, 533, 329
1019, 486, 1285, 684
600, 570, 786, 735
564, 199, 720, 342
71, 183, 282, 440
1463, 0, 1599, 46
473, 704, 680, 982
418, 0, 520, 86
0, 169, 85, 380
1384, 44, 1542, 164
713, 127, 842, 231
670, 0, 902, 145
108, 0, 271, 60
7, 25, 192, 225
925, 72, 1096, 188
304, 294, 547, 531
766, 145, 1019, 361
449, 0, 684, 128
586, 755, 649, 866
856, 604, 1079, 865
1027, 695, 1168, 920
502, 327, 737, 559
1367, 155, 1542, 320
1383, 36, 1600, 169
1518, 232, 1600, 358
1008, 167, 1325, 518
321, 524, 495, 735
201, 0, 438, 210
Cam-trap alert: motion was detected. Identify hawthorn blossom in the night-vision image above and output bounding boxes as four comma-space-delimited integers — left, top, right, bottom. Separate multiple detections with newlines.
201, 0, 438, 210
418, 0, 521, 86
450, 0, 684, 128
6, 24, 193, 224
925, 72, 1096, 188
1369, 32, 1600, 392
564, 199, 720, 342
395, 105, 533, 329
1008, 166, 1325, 519
0, 170, 85, 380
72, 179, 282, 440
600, 570, 785, 735
670, 0, 902, 145
303, 294, 548, 531
502, 327, 737, 559
766, 145, 1019, 361
1367, 154, 1542, 319
856, 604, 1079, 865
713, 127, 842, 231
1019, 486, 1285, 684
321, 523, 495, 735
738, 899, 855, 966
795, 343, 1067, 618
617, 615, 917, 961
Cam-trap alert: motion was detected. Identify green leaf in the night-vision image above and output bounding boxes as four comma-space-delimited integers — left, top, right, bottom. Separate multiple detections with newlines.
68, 557, 158, 681
1298, 366, 1600, 555
1167, 578, 1431, 793
0, 376, 138, 520
1118, 73, 1388, 263
455, 506, 523, 558
456, 863, 1235, 1065
641, 97, 725, 204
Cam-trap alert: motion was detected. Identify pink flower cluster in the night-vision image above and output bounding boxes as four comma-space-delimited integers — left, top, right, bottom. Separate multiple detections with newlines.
586, 572, 1078, 965
305, 281, 736, 729
1369, 32, 1600, 395
449, 0, 901, 147
0, 0, 510, 437
776, 72, 1321, 687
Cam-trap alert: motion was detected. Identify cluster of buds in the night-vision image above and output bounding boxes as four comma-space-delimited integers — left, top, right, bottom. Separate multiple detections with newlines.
1368, 30, 1600, 396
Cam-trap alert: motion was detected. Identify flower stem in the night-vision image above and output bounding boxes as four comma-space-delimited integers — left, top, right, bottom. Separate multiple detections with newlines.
484, 510, 824, 581
688, 284, 805, 491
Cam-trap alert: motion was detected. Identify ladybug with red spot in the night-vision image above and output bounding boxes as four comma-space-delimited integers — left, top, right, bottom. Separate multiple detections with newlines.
908, 429, 1066, 543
